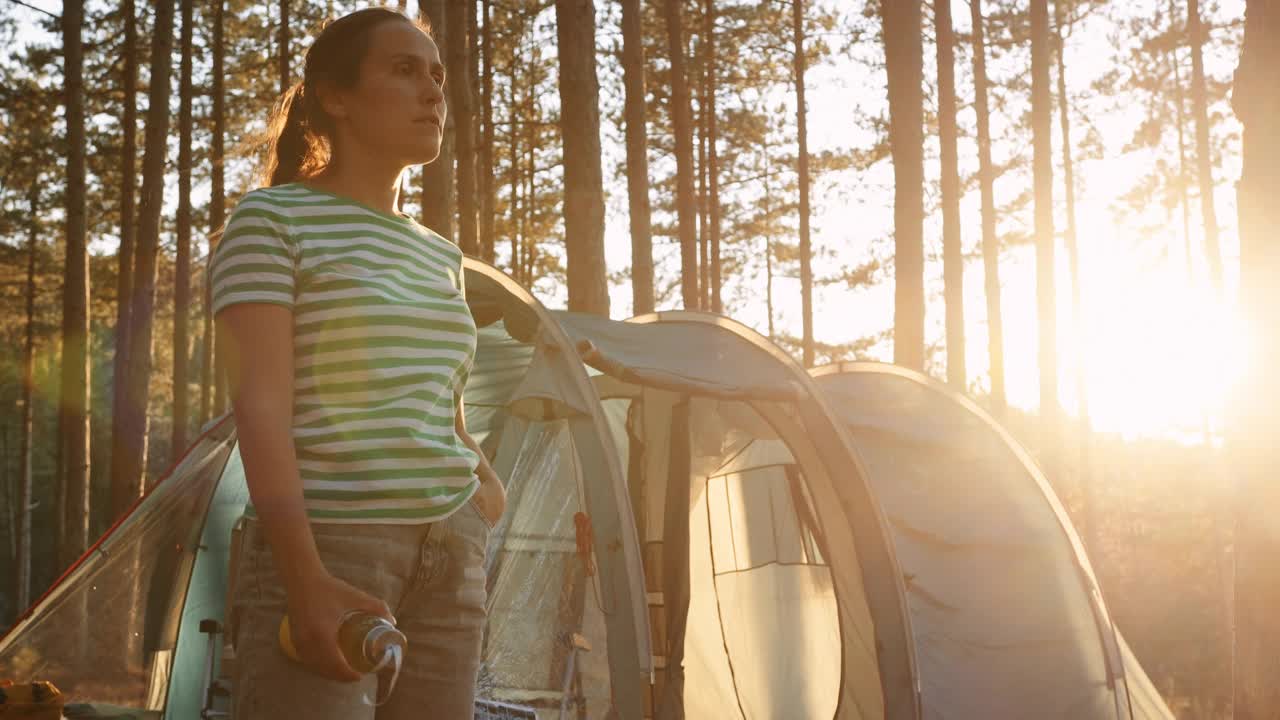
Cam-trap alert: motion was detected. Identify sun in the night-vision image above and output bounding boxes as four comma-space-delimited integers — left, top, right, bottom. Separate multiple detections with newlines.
1060, 242, 1246, 444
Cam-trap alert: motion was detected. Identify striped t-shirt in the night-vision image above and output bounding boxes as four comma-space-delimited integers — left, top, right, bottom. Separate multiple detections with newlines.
210, 182, 480, 524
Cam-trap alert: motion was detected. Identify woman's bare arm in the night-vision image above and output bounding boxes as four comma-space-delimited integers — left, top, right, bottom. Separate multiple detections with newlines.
219, 304, 323, 586
218, 303, 390, 681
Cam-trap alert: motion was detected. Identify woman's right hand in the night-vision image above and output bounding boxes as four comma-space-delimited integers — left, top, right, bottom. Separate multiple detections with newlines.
284, 571, 395, 682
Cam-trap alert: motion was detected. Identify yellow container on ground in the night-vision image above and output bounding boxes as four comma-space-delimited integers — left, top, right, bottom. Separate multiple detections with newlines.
0, 680, 64, 719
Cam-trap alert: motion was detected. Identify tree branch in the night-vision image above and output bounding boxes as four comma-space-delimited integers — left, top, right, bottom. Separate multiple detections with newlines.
1, 0, 58, 20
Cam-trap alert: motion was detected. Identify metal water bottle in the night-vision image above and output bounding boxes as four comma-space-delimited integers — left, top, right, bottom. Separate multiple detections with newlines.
278, 610, 407, 703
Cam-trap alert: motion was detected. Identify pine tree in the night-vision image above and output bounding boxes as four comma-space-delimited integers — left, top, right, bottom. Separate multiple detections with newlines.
16, 187, 39, 614
936, 0, 964, 389
972, 0, 1006, 415
1055, 0, 1095, 552
793, 0, 813, 366
201, 0, 226, 426
114, 0, 175, 501
446, 0, 479, 256
212, 0, 231, 419
556, 0, 609, 315
58, 0, 91, 568
172, 0, 193, 454
479, 0, 496, 263
1188, 0, 1224, 294
419, 0, 455, 239
663, 0, 700, 309
1231, 0, 1280, 715
1169, 0, 1194, 284
621, 0, 654, 315
882, 0, 924, 370
1031, 0, 1059, 460
109, 0, 138, 512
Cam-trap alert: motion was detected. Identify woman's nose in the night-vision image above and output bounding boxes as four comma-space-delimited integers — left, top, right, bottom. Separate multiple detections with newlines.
423, 76, 445, 105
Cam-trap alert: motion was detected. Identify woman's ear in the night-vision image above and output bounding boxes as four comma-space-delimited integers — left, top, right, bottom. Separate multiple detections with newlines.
313, 81, 349, 121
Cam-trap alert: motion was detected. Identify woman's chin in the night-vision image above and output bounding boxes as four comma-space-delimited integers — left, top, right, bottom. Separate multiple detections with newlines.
408, 145, 443, 168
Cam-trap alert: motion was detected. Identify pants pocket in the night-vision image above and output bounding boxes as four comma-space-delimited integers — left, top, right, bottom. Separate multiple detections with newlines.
468, 495, 496, 532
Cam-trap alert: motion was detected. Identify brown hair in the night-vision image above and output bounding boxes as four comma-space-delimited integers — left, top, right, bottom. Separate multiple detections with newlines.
258, 7, 432, 187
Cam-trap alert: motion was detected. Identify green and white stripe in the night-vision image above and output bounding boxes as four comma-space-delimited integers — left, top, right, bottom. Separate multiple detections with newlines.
211, 183, 479, 524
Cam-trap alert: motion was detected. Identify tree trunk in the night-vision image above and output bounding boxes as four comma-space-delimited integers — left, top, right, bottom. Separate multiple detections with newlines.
279, 0, 290, 94
794, 0, 814, 366
447, 0, 479, 256
509, 35, 523, 283
1056, 0, 1096, 553
467, 0, 481, 239
16, 189, 39, 614
698, 63, 709, 312
468, 0, 480, 106
419, 0, 455, 239
1189, 0, 1224, 295
1231, 1, 1280, 716
1031, 0, 1058, 459
173, 0, 193, 455
936, 0, 965, 389
555, 0, 610, 315
59, 0, 91, 567
524, 127, 536, 283
663, 0, 700, 309
116, 0, 175, 502
479, 0, 496, 263
202, 0, 225, 426
111, 0, 138, 500
621, 0, 654, 315
971, 0, 1006, 415
1169, 0, 1194, 285
1171, 0, 1213, 447
763, 143, 775, 340
704, 0, 721, 314
211, 0, 228, 420
523, 30, 538, 285
882, 0, 924, 370
4, 427, 16, 609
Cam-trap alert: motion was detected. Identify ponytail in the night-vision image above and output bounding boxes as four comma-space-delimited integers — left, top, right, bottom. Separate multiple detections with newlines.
261, 82, 324, 187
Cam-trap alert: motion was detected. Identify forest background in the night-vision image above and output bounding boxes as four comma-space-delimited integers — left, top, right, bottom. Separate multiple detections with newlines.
1, 0, 1277, 717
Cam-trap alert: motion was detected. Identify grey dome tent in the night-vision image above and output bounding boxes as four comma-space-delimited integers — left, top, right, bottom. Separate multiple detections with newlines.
809, 362, 1173, 720
0, 255, 1172, 720
550, 311, 921, 720
0, 259, 653, 719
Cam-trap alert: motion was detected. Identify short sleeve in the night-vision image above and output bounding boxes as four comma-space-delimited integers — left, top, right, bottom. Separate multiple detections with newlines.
209, 192, 297, 316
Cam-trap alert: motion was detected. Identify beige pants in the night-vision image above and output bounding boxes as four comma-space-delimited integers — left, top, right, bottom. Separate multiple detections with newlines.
229, 500, 492, 719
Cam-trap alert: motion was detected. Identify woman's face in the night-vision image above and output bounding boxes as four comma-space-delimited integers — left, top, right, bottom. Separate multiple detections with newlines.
328, 20, 447, 169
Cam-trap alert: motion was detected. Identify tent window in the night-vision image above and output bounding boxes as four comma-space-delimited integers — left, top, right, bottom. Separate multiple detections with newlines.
708, 465, 828, 576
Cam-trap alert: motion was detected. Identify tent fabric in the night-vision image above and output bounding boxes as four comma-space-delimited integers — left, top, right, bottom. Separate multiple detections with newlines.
474, 414, 615, 714
0, 259, 653, 720
573, 312, 922, 720
164, 432, 250, 719
0, 417, 238, 714
1120, 633, 1171, 720
555, 312, 805, 402
812, 362, 1174, 720
459, 260, 653, 717
1, 259, 1178, 720
701, 460, 841, 719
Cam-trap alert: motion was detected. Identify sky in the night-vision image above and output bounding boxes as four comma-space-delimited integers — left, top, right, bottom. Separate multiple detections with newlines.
8, 0, 1248, 443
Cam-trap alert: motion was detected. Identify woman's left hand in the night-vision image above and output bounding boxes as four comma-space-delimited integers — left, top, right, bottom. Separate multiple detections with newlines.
472, 465, 505, 527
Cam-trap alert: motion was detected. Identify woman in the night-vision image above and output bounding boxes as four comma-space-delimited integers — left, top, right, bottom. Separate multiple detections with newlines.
210, 8, 504, 718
